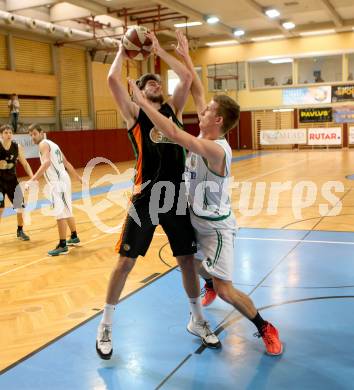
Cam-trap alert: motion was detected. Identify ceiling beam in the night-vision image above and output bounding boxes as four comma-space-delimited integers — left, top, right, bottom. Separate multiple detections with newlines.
153, 0, 234, 37
65, 0, 106, 15
242, 0, 294, 36
318, 0, 343, 27
6, 0, 57, 12
50, 3, 92, 22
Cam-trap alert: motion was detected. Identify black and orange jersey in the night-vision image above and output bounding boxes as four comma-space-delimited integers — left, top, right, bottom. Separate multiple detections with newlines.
0, 141, 18, 180
128, 103, 186, 200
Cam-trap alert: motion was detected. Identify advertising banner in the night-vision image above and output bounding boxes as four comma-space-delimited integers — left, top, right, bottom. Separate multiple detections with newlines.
283, 86, 331, 105
299, 107, 332, 123
307, 127, 342, 145
333, 106, 354, 123
332, 85, 354, 102
260, 129, 307, 145
13, 134, 39, 158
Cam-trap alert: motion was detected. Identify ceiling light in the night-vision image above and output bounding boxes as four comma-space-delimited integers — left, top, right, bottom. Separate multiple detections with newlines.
206, 16, 219, 24
174, 21, 203, 28
233, 29, 245, 37
265, 9, 280, 18
251, 34, 284, 42
282, 21, 295, 30
273, 108, 294, 112
206, 40, 239, 47
268, 58, 293, 64
299, 29, 336, 36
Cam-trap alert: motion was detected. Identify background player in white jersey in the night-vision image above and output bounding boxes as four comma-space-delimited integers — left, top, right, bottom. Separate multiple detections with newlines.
127, 31, 283, 356
26, 124, 81, 256
0, 124, 33, 240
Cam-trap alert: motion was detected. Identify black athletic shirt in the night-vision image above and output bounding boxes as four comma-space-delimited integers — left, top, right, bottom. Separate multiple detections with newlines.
0, 141, 19, 180
128, 103, 186, 201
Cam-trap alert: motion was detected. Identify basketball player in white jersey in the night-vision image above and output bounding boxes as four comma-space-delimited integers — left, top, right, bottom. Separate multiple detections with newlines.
26, 124, 81, 256
127, 31, 283, 356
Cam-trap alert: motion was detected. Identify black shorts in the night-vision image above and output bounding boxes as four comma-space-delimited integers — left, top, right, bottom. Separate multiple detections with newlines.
115, 197, 197, 258
0, 176, 24, 209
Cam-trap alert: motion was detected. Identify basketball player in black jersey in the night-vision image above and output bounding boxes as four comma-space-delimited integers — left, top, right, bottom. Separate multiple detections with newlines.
96, 33, 220, 359
0, 124, 33, 240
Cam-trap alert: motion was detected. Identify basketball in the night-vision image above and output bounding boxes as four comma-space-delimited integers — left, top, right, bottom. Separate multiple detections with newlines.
122, 25, 153, 61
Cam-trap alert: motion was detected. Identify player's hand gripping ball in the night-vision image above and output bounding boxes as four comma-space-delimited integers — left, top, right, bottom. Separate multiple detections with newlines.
122, 25, 153, 61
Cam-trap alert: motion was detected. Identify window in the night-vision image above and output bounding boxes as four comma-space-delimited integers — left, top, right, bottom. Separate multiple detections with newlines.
249, 61, 293, 89
298, 55, 342, 84
207, 62, 246, 92
167, 66, 202, 95
348, 54, 354, 81
167, 69, 179, 96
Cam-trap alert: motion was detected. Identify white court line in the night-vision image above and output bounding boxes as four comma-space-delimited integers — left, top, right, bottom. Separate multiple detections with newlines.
0, 230, 168, 278
240, 159, 308, 183
0, 157, 308, 278
237, 236, 354, 245
0, 232, 118, 278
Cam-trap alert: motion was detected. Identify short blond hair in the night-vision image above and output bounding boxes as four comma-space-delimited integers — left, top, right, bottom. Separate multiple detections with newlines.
213, 95, 240, 134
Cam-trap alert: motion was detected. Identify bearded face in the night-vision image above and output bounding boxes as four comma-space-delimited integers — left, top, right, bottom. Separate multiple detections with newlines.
146, 93, 164, 104
143, 80, 163, 104
29, 130, 44, 145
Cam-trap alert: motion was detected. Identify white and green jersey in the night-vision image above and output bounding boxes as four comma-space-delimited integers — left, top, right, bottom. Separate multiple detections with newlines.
39, 139, 69, 184
185, 138, 235, 228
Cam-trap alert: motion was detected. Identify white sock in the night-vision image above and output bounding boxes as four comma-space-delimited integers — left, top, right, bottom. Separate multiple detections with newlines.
189, 297, 204, 322
101, 303, 115, 326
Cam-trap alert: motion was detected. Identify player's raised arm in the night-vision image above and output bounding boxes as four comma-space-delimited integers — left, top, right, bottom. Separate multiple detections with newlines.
107, 41, 139, 127
147, 32, 192, 118
174, 30, 206, 117
128, 79, 224, 165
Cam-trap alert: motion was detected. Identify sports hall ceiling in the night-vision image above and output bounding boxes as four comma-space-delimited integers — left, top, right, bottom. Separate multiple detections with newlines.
1, 0, 354, 48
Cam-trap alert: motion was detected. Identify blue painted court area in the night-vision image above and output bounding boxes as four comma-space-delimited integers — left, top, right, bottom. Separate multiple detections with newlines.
1, 227, 354, 389
2, 151, 271, 218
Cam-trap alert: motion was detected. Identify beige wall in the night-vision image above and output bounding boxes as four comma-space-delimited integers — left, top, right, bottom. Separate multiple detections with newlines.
91, 60, 139, 127
188, 32, 354, 64
2, 29, 354, 122
92, 62, 117, 112
161, 31, 354, 113
0, 69, 57, 96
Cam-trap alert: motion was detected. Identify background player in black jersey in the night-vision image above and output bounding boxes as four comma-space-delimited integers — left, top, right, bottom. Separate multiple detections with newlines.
0, 124, 33, 240
96, 33, 220, 360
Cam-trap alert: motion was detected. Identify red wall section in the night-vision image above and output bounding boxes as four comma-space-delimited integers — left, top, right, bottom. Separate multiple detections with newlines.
182, 113, 200, 137
343, 123, 348, 148
17, 129, 135, 177
238, 111, 253, 149
16, 113, 254, 178
183, 112, 253, 150
228, 126, 238, 149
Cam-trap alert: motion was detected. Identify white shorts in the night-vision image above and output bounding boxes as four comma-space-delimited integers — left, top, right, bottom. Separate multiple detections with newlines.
47, 179, 73, 220
191, 212, 237, 281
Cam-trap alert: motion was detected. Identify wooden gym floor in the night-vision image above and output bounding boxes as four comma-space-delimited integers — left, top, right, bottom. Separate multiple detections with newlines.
1, 149, 354, 373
